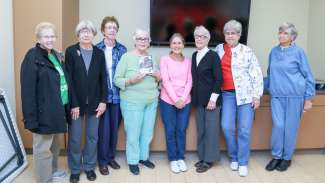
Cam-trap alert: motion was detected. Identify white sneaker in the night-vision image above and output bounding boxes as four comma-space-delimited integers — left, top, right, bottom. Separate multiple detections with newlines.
230, 161, 239, 171
52, 169, 67, 181
170, 161, 181, 173
177, 160, 188, 172
238, 166, 248, 177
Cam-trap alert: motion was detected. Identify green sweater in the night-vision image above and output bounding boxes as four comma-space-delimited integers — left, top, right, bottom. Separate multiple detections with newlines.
114, 52, 159, 103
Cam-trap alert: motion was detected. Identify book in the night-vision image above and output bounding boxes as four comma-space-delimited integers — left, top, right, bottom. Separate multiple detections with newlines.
139, 55, 154, 74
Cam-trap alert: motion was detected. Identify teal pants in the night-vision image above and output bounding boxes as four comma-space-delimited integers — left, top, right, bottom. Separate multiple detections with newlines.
120, 99, 158, 165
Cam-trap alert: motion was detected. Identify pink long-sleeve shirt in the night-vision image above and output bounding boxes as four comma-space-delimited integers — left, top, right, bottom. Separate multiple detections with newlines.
160, 55, 192, 105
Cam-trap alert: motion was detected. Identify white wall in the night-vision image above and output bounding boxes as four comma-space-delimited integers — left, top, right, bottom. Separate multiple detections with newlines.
248, 0, 309, 74
308, 0, 325, 80
0, 0, 16, 113
80, 0, 324, 78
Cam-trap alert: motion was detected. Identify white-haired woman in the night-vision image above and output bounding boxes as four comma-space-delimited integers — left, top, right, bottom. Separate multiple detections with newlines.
20, 22, 69, 183
114, 29, 160, 175
265, 22, 315, 172
191, 25, 222, 173
215, 20, 263, 177
65, 20, 108, 183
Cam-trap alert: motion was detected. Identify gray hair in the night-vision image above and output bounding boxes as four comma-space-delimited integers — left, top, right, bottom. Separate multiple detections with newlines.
193, 25, 211, 40
279, 22, 298, 41
223, 20, 242, 36
75, 20, 97, 37
133, 28, 151, 42
35, 22, 57, 39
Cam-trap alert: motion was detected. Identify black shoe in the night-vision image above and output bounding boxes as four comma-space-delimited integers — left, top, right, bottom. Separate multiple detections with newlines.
139, 160, 155, 169
196, 162, 213, 173
108, 160, 121, 169
85, 170, 96, 181
276, 160, 291, 172
99, 166, 109, 175
265, 159, 282, 171
129, 164, 140, 175
69, 174, 80, 183
194, 160, 204, 168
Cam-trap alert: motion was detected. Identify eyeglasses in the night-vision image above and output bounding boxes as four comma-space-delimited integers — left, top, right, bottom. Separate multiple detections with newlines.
194, 35, 208, 40
79, 29, 92, 35
224, 31, 239, 36
41, 35, 56, 39
136, 37, 150, 42
105, 25, 118, 31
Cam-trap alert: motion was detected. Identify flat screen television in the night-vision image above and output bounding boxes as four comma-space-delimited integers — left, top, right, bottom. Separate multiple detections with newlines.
150, 0, 251, 47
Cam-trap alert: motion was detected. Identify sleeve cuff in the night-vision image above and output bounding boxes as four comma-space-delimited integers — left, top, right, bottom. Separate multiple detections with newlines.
24, 120, 38, 130
209, 93, 219, 102
117, 79, 127, 90
304, 96, 313, 100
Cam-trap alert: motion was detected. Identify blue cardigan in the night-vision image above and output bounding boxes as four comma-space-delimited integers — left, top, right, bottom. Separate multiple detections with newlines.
266, 43, 315, 100
96, 40, 127, 104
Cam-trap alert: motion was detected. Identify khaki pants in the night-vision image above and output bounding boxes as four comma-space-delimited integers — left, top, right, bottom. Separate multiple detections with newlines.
33, 133, 62, 183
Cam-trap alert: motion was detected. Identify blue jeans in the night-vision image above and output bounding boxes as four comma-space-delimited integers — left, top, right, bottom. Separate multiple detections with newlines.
221, 91, 254, 166
120, 99, 158, 165
270, 97, 304, 160
159, 99, 191, 161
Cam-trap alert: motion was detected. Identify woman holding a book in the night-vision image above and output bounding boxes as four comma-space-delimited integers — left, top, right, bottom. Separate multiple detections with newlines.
114, 29, 160, 175
159, 33, 192, 173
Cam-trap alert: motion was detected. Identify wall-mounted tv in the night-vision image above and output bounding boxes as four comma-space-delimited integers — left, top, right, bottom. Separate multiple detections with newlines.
150, 0, 251, 47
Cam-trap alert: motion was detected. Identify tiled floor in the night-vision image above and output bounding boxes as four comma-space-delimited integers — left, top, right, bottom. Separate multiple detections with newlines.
13, 150, 325, 183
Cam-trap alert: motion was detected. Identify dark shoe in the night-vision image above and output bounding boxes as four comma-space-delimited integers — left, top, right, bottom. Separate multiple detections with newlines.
85, 170, 96, 181
265, 159, 282, 171
108, 160, 121, 169
69, 174, 80, 183
194, 160, 204, 168
276, 160, 291, 172
129, 164, 140, 175
139, 160, 155, 169
196, 162, 212, 173
99, 166, 109, 175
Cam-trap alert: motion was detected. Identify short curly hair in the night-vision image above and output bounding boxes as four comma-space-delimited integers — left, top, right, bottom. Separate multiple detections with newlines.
100, 16, 120, 33
35, 22, 56, 39
279, 22, 298, 41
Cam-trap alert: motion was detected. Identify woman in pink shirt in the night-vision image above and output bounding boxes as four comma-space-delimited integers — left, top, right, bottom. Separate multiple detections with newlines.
159, 33, 192, 173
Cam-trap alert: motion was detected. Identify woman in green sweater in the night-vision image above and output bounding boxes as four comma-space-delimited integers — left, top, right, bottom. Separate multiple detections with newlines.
114, 29, 160, 175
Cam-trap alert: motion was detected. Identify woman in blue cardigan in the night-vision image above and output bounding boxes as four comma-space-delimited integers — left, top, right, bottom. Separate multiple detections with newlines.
265, 22, 315, 172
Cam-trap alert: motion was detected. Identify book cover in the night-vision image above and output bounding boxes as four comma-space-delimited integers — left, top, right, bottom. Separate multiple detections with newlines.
139, 55, 154, 74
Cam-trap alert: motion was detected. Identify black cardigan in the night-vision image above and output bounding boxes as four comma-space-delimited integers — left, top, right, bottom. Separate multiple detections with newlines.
65, 43, 108, 116
191, 49, 222, 107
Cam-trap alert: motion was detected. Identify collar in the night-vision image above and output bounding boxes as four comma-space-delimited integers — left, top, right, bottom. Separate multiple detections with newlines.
36, 43, 51, 57
230, 43, 241, 52
197, 46, 209, 54
98, 39, 121, 49
279, 42, 296, 51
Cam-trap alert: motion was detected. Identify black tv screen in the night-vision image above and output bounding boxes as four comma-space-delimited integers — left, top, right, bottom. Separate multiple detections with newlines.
150, 0, 251, 46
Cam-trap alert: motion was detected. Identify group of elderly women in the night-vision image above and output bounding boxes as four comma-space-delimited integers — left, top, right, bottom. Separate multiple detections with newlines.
20, 16, 315, 183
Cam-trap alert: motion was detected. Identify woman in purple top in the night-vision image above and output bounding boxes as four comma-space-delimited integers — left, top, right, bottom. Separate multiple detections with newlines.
159, 33, 192, 173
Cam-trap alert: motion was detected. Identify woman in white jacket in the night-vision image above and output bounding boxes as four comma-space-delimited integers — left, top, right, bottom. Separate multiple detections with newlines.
215, 20, 263, 177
